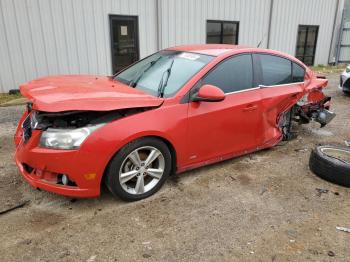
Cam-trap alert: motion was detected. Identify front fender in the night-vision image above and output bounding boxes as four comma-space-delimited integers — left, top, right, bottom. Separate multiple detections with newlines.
79, 104, 188, 182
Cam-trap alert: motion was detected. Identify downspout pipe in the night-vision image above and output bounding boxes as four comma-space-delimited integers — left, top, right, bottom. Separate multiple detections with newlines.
156, 0, 161, 51
266, 0, 274, 49
328, 0, 341, 64
335, 9, 345, 64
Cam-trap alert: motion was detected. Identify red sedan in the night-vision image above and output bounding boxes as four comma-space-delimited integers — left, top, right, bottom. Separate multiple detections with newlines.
14, 45, 334, 201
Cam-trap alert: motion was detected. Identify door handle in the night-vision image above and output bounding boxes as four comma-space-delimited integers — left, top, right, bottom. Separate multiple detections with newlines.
243, 104, 258, 112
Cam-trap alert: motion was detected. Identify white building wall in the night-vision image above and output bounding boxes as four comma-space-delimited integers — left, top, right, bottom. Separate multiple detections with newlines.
0, 0, 158, 93
268, 0, 340, 66
0, 0, 343, 93
159, 0, 341, 66
158, 0, 271, 49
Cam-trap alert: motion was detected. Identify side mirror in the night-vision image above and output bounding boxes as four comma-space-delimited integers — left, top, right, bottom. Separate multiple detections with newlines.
192, 84, 225, 102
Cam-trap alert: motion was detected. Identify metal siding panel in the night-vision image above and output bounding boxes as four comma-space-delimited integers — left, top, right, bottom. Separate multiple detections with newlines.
13, 0, 37, 80
342, 31, 350, 45
138, 0, 148, 57
0, 0, 339, 92
50, 0, 70, 74
0, 0, 15, 92
269, 0, 338, 65
83, 0, 98, 74
0, 0, 158, 91
104, 0, 113, 74
26, 0, 49, 77
159, 0, 271, 48
72, 0, 89, 73
92, 0, 106, 74
38, 0, 60, 75
61, 0, 80, 74
1, 0, 27, 89
340, 47, 350, 61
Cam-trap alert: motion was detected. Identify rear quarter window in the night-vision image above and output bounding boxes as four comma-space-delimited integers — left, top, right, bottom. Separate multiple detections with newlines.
292, 62, 305, 82
258, 54, 292, 86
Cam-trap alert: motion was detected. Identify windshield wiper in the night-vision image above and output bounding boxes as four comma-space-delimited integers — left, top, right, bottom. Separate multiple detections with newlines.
128, 56, 162, 88
157, 59, 175, 98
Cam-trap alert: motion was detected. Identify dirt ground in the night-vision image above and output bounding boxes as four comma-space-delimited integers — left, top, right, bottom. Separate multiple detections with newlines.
0, 73, 349, 262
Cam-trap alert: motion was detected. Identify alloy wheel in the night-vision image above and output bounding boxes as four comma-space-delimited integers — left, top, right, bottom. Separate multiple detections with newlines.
119, 146, 165, 195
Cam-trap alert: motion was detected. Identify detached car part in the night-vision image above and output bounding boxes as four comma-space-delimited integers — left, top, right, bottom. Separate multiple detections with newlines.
309, 145, 350, 187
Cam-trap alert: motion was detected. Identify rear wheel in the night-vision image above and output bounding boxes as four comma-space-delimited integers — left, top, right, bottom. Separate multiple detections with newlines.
105, 137, 172, 201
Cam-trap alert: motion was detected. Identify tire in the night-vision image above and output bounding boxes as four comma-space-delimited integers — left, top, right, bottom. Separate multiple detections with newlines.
309, 145, 350, 187
105, 137, 172, 201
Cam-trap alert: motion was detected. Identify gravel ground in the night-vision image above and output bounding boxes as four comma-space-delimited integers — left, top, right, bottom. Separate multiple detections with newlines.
0, 73, 349, 261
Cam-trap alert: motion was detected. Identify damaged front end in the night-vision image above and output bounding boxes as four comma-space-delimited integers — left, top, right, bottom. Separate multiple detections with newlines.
15, 104, 149, 148
14, 103, 157, 197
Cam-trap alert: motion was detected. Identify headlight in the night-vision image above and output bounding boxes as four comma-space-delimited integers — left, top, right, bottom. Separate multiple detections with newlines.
39, 124, 104, 150
346, 66, 350, 73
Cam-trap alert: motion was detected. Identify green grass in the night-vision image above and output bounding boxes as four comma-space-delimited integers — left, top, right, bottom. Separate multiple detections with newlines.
0, 93, 23, 105
311, 64, 347, 74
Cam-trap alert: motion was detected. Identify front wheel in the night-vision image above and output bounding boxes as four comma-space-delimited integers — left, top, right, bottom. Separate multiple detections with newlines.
105, 137, 172, 201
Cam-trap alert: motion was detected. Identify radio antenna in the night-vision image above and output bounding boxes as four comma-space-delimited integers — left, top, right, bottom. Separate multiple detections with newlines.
257, 34, 267, 48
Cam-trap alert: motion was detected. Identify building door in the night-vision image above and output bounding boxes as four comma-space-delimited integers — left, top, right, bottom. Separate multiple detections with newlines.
295, 25, 319, 66
110, 15, 139, 74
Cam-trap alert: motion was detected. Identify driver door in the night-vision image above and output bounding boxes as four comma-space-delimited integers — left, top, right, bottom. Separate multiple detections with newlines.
186, 54, 261, 164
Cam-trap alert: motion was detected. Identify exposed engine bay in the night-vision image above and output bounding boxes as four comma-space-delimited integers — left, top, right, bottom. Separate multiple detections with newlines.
28, 105, 149, 130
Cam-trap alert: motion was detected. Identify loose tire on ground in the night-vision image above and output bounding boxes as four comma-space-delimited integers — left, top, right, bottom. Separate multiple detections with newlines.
105, 137, 172, 201
309, 145, 350, 187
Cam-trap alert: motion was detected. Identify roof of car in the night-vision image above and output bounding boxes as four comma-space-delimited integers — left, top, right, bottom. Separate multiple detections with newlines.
166, 44, 307, 68
166, 44, 249, 56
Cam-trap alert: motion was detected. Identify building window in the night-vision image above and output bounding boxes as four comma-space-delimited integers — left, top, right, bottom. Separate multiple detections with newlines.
206, 20, 239, 44
295, 25, 319, 66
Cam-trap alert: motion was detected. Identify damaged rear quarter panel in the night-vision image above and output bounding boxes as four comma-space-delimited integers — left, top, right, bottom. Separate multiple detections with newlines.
259, 83, 305, 145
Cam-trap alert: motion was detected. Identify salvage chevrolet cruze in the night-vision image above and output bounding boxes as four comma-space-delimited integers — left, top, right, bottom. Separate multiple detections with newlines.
14, 45, 335, 201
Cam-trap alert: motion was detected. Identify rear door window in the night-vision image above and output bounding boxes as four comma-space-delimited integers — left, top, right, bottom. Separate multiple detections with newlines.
258, 54, 292, 86
202, 54, 253, 93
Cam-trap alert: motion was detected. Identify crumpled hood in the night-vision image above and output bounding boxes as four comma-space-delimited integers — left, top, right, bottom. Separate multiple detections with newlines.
20, 75, 164, 112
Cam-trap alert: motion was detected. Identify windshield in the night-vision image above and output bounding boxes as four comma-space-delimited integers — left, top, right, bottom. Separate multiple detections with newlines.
114, 50, 214, 97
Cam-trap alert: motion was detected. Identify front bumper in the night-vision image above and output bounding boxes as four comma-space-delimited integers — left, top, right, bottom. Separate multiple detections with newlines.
15, 129, 104, 198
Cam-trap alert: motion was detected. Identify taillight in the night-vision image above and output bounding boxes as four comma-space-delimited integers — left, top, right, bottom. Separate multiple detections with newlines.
307, 89, 325, 104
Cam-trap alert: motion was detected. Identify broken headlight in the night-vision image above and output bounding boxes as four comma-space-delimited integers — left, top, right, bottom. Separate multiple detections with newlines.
39, 124, 104, 150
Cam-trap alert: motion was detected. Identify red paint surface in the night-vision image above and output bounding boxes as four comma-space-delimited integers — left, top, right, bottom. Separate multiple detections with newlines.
20, 75, 164, 112
15, 45, 329, 198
